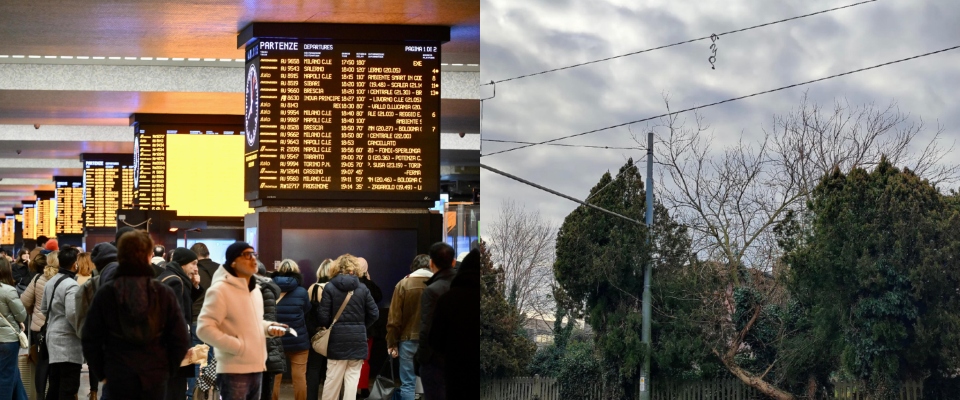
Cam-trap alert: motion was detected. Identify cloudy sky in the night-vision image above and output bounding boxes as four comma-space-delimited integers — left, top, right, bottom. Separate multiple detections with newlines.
480, 0, 960, 229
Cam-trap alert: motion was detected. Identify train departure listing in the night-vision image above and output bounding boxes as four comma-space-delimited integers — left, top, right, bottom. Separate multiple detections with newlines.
55, 177, 84, 235
244, 40, 441, 202
82, 156, 134, 228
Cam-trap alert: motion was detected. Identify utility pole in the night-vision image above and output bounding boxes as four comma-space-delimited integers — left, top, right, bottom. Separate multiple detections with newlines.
639, 131, 654, 400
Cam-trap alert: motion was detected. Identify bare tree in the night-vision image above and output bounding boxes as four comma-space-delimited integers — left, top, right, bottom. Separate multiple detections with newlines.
640, 94, 958, 399
488, 199, 556, 322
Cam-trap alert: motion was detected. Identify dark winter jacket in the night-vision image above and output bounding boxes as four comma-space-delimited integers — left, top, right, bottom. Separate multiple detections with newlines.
272, 273, 311, 352
80, 259, 190, 396
417, 268, 456, 365
318, 274, 379, 360
358, 276, 384, 340
94, 242, 121, 289
192, 259, 220, 324
157, 262, 203, 378
255, 275, 287, 374
12, 261, 33, 291
430, 253, 480, 400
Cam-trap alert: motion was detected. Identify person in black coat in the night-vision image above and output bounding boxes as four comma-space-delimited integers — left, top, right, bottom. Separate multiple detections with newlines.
254, 262, 287, 400
81, 230, 190, 400
354, 257, 382, 397
270, 259, 312, 400
318, 255, 378, 400
157, 248, 203, 400
430, 249, 480, 400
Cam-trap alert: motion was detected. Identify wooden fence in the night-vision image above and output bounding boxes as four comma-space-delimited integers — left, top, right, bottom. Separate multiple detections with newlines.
480, 377, 924, 400
833, 381, 923, 400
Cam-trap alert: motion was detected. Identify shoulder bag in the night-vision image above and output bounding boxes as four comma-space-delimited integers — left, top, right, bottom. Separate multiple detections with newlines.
0, 308, 28, 349
311, 290, 353, 356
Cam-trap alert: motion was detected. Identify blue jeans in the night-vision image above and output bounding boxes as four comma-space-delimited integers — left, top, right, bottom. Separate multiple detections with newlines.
186, 323, 200, 399
0, 341, 28, 400
218, 372, 262, 400
399, 341, 418, 400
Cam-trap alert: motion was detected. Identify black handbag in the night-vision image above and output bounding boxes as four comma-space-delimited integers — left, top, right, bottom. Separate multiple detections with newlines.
367, 357, 400, 400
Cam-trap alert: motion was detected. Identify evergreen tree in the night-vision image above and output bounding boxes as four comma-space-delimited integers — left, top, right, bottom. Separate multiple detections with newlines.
554, 159, 698, 398
786, 159, 960, 397
480, 240, 536, 378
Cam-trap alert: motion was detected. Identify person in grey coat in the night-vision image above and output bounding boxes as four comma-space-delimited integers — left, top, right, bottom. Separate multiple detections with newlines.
41, 246, 83, 400
318, 254, 378, 400
0, 257, 29, 399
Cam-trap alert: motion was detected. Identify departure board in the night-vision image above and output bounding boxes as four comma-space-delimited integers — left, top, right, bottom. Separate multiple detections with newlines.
55, 177, 84, 235
134, 129, 167, 209
82, 154, 134, 228
21, 203, 36, 240
243, 39, 441, 203
1, 217, 13, 245
130, 115, 252, 217
35, 191, 55, 239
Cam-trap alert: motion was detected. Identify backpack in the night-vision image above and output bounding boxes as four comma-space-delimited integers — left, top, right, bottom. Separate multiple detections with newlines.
305, 283, 325, 337
74, 273, 101, 339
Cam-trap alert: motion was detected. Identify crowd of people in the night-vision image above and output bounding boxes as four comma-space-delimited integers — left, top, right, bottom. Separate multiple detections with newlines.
0, 230, 478, 400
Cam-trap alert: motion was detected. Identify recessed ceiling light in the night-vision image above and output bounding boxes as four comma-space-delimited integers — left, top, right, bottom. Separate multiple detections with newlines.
60, 56, 73, 59
156, 57, 169, 61
452, 63, 463, 66
28, 55, 40, 58
12, 55, 25, 58
77, 56, 89, 59
140, 57, 153, 61
235, 59, 244, 62
0, 55, 7, 58
204, 58, 216, 62
108, 57, 120, 60
93, 57, 105, 60
188, 58, 200, 61
219, 58, 232, 62
44, 55, 57, 59
467, 64, 479, 66
124, 57, 137, 60
173, 58, 185, 61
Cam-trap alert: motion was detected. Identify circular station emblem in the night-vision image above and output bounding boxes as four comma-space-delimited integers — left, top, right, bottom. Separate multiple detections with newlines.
245, 64, 260, 148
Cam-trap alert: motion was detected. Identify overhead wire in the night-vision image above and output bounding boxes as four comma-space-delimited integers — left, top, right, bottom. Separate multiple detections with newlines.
483, 0, 879, 86
481, 43, 960, 158
480, 163, 644, 225
481, 138, 640, 150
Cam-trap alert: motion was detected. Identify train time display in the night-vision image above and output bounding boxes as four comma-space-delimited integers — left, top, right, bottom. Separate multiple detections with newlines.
244, 40, 441, 203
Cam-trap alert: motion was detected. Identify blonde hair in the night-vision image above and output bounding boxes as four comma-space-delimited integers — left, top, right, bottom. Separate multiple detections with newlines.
332, 254, 360, 277
46, 251, 60, 269
277, 259, 300, 275
356, 257, 369, 277
317, 258, 334, 281
76, 252, 94, 277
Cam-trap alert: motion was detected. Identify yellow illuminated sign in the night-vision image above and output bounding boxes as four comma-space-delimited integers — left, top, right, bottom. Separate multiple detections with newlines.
165, 134, 253, 217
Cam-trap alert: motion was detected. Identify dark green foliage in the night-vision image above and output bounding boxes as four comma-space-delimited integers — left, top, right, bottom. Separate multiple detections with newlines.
556, 340, 603, 398
786, 159, 960, 396
480, 241, 537, 378
554, 159, 697, 398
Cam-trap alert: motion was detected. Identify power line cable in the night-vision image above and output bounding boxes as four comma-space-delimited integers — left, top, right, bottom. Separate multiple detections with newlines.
481, 163, 643, 225
482, 138, 641, 150
481, 43, 960, 158
484, 0, 878, 86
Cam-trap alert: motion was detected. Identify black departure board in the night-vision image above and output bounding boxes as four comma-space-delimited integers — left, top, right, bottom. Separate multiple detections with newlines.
35, 191, 55, 239
55, 177, 84, 235
82, 154, 134, 228
21, 203, 36, 240
243, 37, 443, 204
134, 129, 167, 209
1, 216, 13, 245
